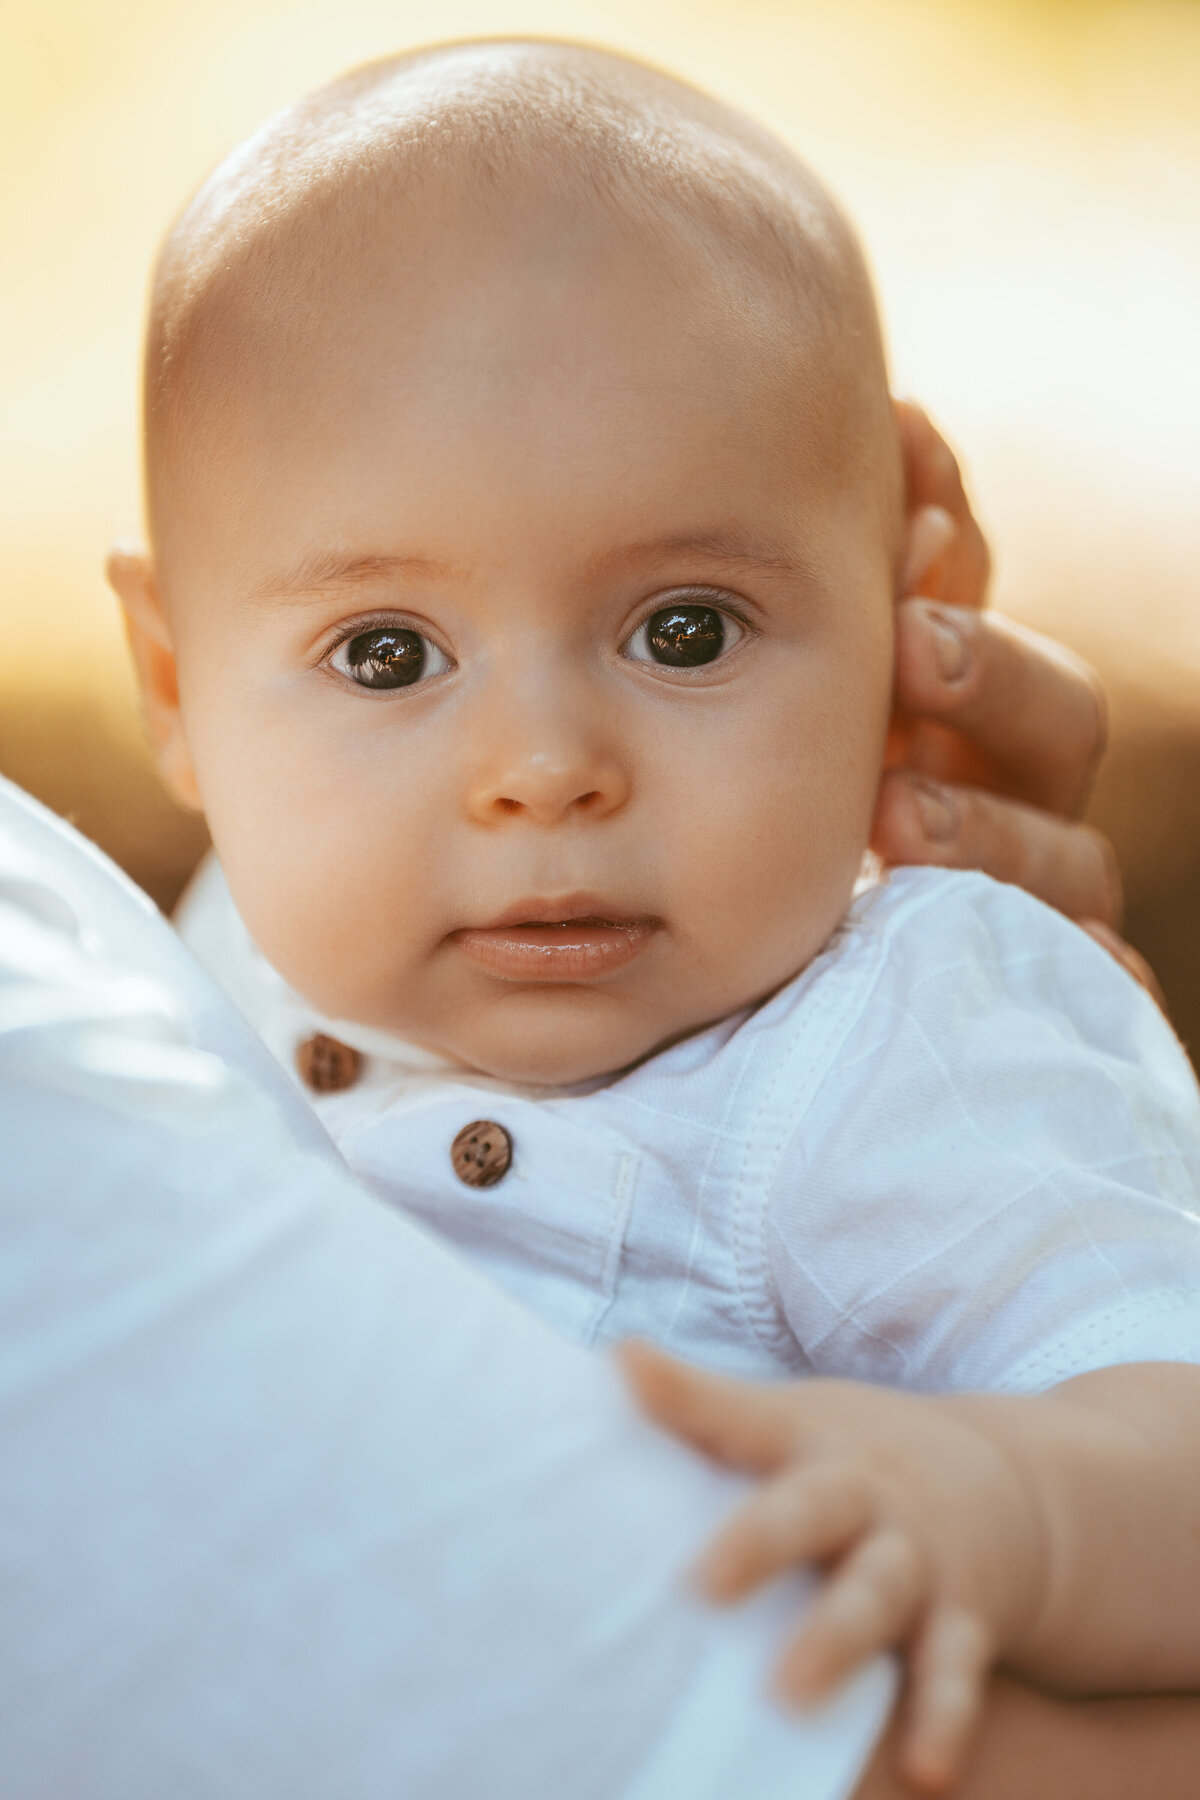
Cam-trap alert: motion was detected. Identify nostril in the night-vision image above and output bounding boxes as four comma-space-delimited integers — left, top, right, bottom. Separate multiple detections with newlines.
576, 791, 602, 812
495, 797, 522, 815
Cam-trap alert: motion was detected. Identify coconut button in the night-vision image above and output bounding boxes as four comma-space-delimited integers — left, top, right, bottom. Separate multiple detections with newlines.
296, 1032, 362, 1095
451, 1119, 513, 1189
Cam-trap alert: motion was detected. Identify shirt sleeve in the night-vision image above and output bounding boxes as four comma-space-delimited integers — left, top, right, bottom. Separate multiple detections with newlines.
0, 780, 891, 1800
765, 870, 1200, 1395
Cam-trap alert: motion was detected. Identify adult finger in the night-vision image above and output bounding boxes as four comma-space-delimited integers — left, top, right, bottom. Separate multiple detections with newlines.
901, 505, 958, 598
776, 1526, 925, 1702
902, 1606, 993, 1796
893, 600, 1106, 817
696, 1461, 877, 1602
871, 771, 1122, 925
894, 401, 991, 610
616, 1339, 800, 1475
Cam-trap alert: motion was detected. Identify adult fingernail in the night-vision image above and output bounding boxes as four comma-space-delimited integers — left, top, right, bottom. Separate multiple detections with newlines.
925, 605, 970, 684
912, 776, 959, 844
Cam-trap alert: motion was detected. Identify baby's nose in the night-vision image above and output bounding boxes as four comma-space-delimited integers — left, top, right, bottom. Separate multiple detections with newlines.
466, 746, 629, 826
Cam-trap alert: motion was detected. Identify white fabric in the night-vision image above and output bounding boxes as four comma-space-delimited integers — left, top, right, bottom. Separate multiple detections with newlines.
181, 855, 1200, 1391
0, 776, 893, 1800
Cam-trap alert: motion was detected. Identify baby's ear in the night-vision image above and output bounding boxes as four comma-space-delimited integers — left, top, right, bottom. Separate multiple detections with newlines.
893, 398, 991, 607
106, 545, 202, 812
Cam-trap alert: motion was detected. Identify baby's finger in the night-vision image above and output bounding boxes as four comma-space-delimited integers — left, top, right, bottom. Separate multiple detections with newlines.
774, 1526, 924, 1702
901, 1605, 993, 1795
871, 771, 1121, 926
696, 1460, 876, 1602
617, 1339, 801, 1474
892, 600, 1106, 817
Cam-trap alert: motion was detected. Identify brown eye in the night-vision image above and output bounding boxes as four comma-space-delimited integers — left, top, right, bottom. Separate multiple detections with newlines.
646, 606, 724, 665
625, 603, 742, 669
330, 625, 450, 690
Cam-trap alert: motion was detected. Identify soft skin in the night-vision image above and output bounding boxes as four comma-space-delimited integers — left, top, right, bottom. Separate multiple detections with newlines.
116, 187, 897, 1086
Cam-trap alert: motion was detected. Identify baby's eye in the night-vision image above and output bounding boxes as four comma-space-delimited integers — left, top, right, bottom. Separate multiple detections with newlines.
623, 602, 745, 669
328, 625, 451, 690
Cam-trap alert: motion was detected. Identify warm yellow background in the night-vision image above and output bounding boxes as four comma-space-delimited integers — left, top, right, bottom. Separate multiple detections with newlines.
3, 0, 1199, 1025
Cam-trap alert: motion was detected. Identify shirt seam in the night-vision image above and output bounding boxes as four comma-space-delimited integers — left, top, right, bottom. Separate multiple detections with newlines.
731, 909, 900, 1363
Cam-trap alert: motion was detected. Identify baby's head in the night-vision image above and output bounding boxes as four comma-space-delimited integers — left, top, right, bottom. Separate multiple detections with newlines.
114, 40, 906, 1084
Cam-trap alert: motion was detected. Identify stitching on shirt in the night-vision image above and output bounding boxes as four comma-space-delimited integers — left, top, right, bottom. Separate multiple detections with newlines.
659, 1078, 752, 1346
585, 1150, 642, 1345
995, 1289, 1200, 1392
732, 912, 899, 1361
597, 997, 770, 1348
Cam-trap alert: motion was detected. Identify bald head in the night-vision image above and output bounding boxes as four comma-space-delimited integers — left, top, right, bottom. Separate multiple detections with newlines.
123, 41, 907, 1078
144, 40, 897, 548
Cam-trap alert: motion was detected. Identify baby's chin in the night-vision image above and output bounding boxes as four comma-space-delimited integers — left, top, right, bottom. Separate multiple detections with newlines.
420, 989, 688, 1090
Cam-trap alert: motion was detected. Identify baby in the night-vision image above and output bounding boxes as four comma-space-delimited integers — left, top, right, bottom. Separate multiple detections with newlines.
111, 40, 1200, 1793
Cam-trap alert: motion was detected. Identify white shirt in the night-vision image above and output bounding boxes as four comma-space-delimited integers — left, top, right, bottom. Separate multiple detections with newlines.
181, 856, 1200, 1393
0, 775, 891, 1800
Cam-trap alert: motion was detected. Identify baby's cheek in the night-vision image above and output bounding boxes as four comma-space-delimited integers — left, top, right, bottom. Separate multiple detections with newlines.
202, 802, 367, 1015
184, 699, 392, 1006
693, 731, 871, 990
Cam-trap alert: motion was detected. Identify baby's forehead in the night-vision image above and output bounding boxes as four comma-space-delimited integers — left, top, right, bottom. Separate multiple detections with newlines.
171, 43, 846, 290
145, 43, 897, 548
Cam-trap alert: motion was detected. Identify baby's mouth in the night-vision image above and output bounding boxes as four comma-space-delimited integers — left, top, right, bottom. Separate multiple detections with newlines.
449, 902, 661, 982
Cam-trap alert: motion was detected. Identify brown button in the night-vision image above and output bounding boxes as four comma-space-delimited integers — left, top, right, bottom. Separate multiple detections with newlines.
296, 1033, 362, 1095
451, 1119, 513, 1189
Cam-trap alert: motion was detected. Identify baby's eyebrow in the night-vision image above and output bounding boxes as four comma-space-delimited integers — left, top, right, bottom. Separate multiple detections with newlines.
248, 550, 461, 600
247, 532, 810, 603
594, 529, 810, 581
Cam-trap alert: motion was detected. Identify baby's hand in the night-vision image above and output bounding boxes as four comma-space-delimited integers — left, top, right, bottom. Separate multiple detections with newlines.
620, 1343, 1047, 1795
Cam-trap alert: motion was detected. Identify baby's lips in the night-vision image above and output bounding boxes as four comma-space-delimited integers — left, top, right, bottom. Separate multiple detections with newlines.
467, 892, 651, 932
450, 917, 660, 981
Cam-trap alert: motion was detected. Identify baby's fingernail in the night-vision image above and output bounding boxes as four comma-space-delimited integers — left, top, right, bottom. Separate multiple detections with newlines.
924, 604, 970, 684
911, 776, 959, 845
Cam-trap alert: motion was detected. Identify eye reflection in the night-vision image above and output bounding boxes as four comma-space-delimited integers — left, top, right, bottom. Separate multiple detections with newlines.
626, 603, 741, 669
331, 625, 448, 690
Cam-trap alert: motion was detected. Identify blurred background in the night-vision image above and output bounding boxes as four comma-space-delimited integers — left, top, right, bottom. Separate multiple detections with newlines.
2, 0, 1199, 1040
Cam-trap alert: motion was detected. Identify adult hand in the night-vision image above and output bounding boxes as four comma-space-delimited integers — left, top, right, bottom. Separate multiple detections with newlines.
875, 403, 1120, 928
